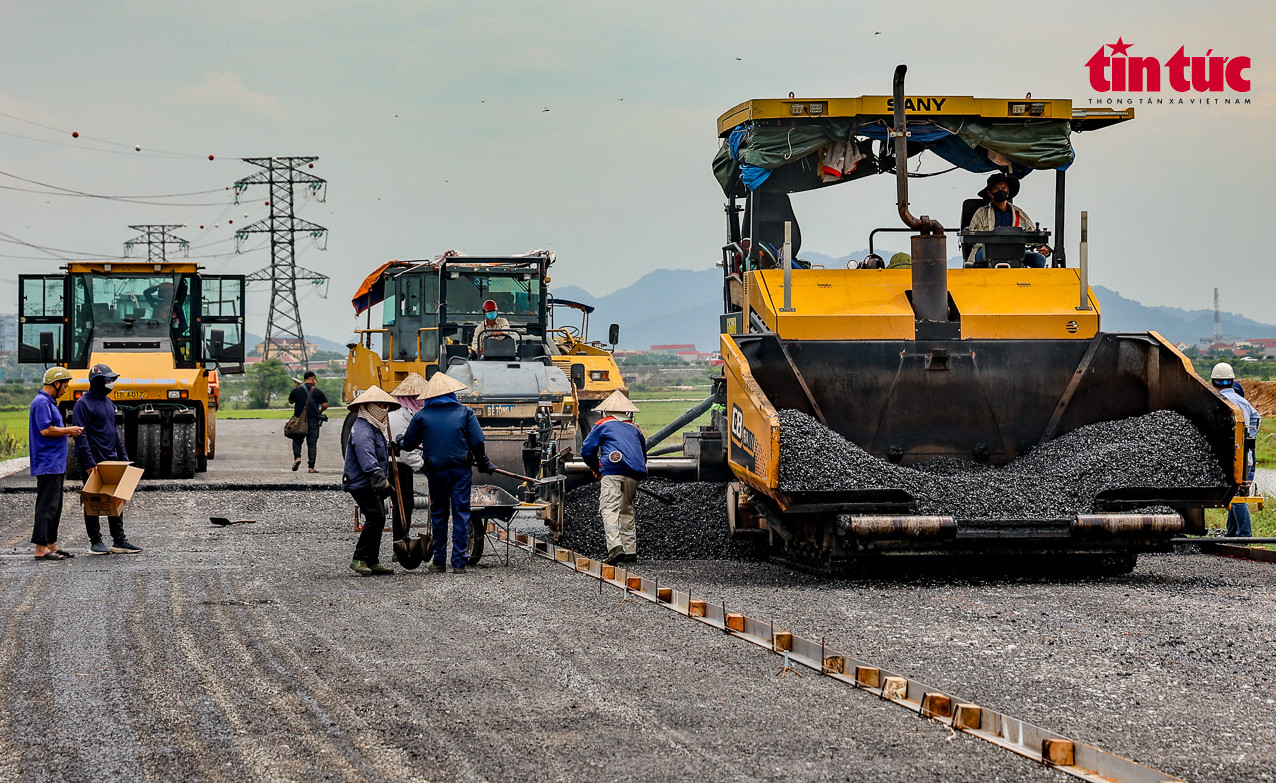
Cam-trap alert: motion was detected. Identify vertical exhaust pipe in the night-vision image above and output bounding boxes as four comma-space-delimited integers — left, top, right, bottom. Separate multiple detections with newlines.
892, 65, 951, 330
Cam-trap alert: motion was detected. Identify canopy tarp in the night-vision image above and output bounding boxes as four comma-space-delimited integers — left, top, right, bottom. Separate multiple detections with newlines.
548, 297, 595, 314
713, 117, 1073, 197
352, 260, 412, 315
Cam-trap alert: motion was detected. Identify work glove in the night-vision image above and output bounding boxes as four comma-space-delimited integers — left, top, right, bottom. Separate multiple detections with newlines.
391, 437, 403, 456
371, 473, 393, 498
472, 443, 497, 475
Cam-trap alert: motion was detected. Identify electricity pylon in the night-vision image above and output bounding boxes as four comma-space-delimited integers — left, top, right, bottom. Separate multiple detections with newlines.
233, 157, 328, 370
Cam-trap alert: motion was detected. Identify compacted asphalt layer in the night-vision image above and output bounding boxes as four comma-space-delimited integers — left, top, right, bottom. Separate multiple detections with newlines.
0, 419, 1273, 782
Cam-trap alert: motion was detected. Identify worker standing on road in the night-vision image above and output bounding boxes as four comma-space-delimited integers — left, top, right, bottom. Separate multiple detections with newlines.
288, 371, 329, 473
73, 364, 142, 555
342, 386, 400, 576
29, 367, 83, 560
470, 299, 511, 356
388, 373, 428, 542
398, 373, 495, 574
582, 391, 648, 565
1212, 362, 1261, 537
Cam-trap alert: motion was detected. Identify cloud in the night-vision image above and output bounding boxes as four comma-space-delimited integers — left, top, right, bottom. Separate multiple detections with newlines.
173, 72, 285, 123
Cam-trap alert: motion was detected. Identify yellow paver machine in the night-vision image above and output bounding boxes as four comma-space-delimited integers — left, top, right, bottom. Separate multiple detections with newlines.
684, 66, 1245, 571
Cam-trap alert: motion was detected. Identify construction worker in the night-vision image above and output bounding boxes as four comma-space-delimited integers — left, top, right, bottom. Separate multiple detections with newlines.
581, 390, 648, 565
1212, 362, 1261, 537
470, 299, 511, 356
387, 373, 428, 542
288, 371, 329, 473
73, 364, 142, 555
966, 173, 1050, 268
29, 367, 83, 560
397, 372, 496, 574
343, 386, 401, 576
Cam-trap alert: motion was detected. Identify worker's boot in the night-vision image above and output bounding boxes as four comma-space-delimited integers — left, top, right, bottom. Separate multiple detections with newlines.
604, 546, 624, 565
368, 563, 395, 576
349, 559, 373, 576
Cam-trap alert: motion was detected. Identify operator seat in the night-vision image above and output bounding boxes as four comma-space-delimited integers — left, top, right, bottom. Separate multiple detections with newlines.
742, 191, 801, 268
480, 334, 517, 361
959, 197, 989, 266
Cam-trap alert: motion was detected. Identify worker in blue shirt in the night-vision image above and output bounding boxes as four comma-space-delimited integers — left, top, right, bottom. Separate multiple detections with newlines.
73, 364, 142, 555
582, 391, 648, 565
398, 372, 495, 574
1212, 362, 1261, 537
29, 367, 83, 560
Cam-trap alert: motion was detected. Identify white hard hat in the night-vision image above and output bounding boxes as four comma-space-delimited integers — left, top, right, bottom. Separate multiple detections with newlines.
1210, 362, 1235, 381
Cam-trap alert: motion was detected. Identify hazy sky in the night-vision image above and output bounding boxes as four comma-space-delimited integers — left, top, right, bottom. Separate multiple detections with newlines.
1, 0, 1272, 344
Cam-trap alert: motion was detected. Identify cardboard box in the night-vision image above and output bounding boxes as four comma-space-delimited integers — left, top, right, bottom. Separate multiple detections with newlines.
81, 461, 143, 517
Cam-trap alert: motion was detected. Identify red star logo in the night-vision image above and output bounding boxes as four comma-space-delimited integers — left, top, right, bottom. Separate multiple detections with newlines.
1108, 37, 1132, 56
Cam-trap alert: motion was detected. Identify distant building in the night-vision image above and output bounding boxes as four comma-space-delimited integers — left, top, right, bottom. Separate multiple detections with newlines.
1246, 338, 1276, 359
650, 344, 696, 352
254, 337, 319, 362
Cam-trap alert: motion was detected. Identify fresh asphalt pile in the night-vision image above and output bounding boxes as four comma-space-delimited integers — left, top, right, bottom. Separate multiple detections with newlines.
778, 409, 1226, 519
560, 478, 758, 560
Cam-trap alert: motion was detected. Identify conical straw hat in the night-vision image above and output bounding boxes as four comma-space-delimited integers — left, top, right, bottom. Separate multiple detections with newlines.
596, 390, 639, 413
349, 385, 401, 410
418, 372, 468, 400
389, 372, 428, 398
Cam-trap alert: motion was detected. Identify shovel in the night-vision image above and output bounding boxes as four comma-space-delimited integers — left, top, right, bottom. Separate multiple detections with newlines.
388, 424, 426, 570
500, 467, 675, 506
210, 517, 256, 526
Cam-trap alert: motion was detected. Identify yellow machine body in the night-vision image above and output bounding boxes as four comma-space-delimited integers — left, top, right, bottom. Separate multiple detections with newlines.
18, 260, 245, 478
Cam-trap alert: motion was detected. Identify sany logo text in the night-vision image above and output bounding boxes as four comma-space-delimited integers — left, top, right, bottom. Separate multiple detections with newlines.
1086, 38, 1250, 92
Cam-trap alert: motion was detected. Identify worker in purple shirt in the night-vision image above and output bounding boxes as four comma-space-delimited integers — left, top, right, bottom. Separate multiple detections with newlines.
72, 364, 142, 555
29, 367, 83, 560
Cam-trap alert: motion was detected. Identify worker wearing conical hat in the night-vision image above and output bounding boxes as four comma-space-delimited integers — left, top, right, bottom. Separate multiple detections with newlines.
342, 385, 401, 576
582, 391, 648, 565
387, 373, 429, 551
398, 371, 495, 573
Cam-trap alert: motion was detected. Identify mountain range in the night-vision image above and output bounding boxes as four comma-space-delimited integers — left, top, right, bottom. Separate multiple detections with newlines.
545, 260, 1276, 351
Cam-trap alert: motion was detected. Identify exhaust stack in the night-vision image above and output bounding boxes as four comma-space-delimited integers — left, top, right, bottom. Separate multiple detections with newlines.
892, 65, 956, 338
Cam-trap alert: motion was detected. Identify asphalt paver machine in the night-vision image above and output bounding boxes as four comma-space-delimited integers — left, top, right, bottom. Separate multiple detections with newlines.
688, 66, 1244, 571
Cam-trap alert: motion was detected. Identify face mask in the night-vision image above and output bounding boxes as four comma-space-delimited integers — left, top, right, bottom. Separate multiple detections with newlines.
104, 380, 116, 390
485, 312, 497, 322
990, 189, 1009, 203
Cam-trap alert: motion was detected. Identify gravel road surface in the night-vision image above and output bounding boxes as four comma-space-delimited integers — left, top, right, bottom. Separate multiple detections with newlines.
0, 419, 1271, 782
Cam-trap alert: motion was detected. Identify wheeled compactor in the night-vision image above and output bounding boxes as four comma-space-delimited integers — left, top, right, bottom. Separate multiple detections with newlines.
18, 261, 245, 478
681, 67, 1245, 572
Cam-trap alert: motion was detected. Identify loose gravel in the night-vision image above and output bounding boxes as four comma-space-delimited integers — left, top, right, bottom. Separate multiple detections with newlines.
778, 409, 1226, 519
560, 479, 758, 561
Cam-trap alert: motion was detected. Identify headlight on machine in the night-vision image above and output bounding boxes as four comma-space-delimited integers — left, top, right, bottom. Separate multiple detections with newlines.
589, 370, 609, 381
167, 389, 189, 399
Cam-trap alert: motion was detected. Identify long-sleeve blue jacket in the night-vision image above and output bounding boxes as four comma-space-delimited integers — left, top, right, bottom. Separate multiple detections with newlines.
71, 388, 128, 471
342, 417, 389, 491
582, 416, 648, 479
1221, 386, 1262, 438
399, 393, 485, 472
